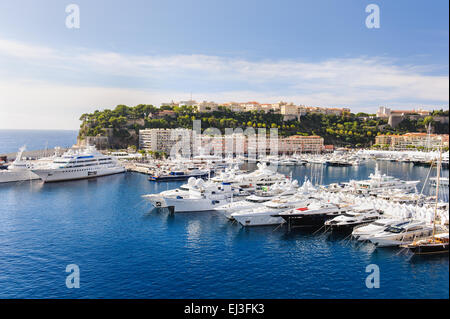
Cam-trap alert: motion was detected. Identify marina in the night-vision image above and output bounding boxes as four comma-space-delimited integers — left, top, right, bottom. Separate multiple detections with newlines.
0, 142, 448, 298
1, 0, 449, 305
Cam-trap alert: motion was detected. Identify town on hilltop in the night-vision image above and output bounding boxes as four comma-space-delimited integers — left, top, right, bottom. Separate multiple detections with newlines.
77, 100, 449, 156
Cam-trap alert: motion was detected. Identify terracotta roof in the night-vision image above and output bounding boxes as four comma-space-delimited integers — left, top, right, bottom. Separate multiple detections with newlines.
288, 135, 322, 139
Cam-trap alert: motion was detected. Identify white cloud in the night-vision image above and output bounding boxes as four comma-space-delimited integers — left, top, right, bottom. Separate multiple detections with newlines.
0, 37, 448, 129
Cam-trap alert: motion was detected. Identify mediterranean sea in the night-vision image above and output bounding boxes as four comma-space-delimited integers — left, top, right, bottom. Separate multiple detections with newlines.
0, 129, 78, 155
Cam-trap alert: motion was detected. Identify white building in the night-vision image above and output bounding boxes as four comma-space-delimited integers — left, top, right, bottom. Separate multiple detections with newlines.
179, 100, 197, 107
376, 106, 391, 118
139, 128, 192, 154
197, 101, 219, 112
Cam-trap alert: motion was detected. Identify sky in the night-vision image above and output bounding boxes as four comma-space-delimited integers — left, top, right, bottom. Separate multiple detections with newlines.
0, 0, 448, 130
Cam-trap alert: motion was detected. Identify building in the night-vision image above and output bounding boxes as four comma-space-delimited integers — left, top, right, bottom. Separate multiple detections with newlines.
179, 100, 197, 107
139, 128, 326, 156
376, 106, 432, 128
280, 103, 298, 115
324, 107, 351, 116
376, 106, 391, 118
281, 135, 324, 153
196, 101, 219, 112
242, 101, 261, 112
159, 99, 354, 118
375, 133, 449, 150
260, 103, 279, 113
139, 128, 192, 154
223, 102, 245, 112
376, 106, 431, 118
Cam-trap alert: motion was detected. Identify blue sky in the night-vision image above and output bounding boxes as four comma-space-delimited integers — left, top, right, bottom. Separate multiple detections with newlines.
0, 0, 448, 129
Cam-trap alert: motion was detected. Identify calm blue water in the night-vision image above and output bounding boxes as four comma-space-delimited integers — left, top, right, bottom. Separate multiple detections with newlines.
0, 160, 448, 299
0, 130, 78, 154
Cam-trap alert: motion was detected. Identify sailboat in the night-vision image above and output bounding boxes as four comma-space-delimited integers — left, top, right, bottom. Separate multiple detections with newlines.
401, 144, 449, 255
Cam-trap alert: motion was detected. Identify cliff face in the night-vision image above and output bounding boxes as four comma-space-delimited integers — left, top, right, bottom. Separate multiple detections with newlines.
77, 105, 150, 149
78, 126, 139, 150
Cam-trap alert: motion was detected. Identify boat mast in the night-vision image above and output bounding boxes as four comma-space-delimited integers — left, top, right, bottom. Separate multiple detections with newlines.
431, 141, 443, 239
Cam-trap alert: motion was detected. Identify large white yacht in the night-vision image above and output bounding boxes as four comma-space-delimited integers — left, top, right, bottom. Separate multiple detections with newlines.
343, 165, 419, 195
351, 218, 402, 241
144, 179, 238, 212
368, 220, 433, 247
0, 147, 40, 183
233, 162, 287, 187
230, 180, 317, 227
231, 194, 314, 227
31, 145, 125, 182
215, 180, 299, 219
324, 207, 383, 231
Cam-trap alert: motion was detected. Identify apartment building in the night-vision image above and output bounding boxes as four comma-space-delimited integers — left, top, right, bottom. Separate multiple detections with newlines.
281, 135, 324, 153
242, 101, 261, 112
140, 128, 325, 155
375, 133, 449, 150
196, 101, 219, 112
252, 135, 324, 154
139, 128, 192, 154
222, 102, 245, 112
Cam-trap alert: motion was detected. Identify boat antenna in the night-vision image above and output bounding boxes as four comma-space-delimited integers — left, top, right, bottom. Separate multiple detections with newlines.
431, 140, 443, 240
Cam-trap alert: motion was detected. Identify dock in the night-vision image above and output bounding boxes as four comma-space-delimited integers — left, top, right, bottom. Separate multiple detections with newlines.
122, 162, 154, 175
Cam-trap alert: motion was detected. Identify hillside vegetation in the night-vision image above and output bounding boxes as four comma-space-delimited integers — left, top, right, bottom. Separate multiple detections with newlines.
78, 105, 449, 148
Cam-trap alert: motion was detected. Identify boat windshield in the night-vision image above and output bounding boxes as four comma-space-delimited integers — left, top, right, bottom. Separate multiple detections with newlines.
385, 226, 404, 233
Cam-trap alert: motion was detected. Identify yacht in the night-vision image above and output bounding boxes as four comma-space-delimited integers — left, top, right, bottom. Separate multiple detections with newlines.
343, 165, 419, 195
215, 193, 276, 219
280, 157, 296, 166
430, 176, 449, 187
0, 147, 40, 183
351, 218, 403, 241
215, 181, 298, 219
368, 221, 433, 247
232, 194, 313, 227
326, 158, 353, 167
31, 145, 125, 182
192, 150, 228, 167
212, 162, 287, 189
401, 232, 449, 255
324, 208, 382, 231
276, 201, 353, 228
144, 180, 237, 212
149, 167, 210, 181
230, 179, 316, 226
145, 177, 216, 201
234, 162, 287, 187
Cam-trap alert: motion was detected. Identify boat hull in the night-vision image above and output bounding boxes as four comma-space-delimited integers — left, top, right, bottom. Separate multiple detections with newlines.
148, 173, 209, 181
232, 212, 285, 226
279, 213, 339, 228
405, 243, 449, 255
148, 196, 233, 213
0, 170, 40, 183
32, 166, 125, 182
370, 229, 433, 247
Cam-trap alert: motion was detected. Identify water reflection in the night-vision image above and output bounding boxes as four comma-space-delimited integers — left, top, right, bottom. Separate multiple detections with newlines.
186, 219, 202, 249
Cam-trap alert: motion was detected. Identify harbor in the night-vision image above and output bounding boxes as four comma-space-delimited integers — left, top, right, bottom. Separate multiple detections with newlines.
0, 142, 448, 298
